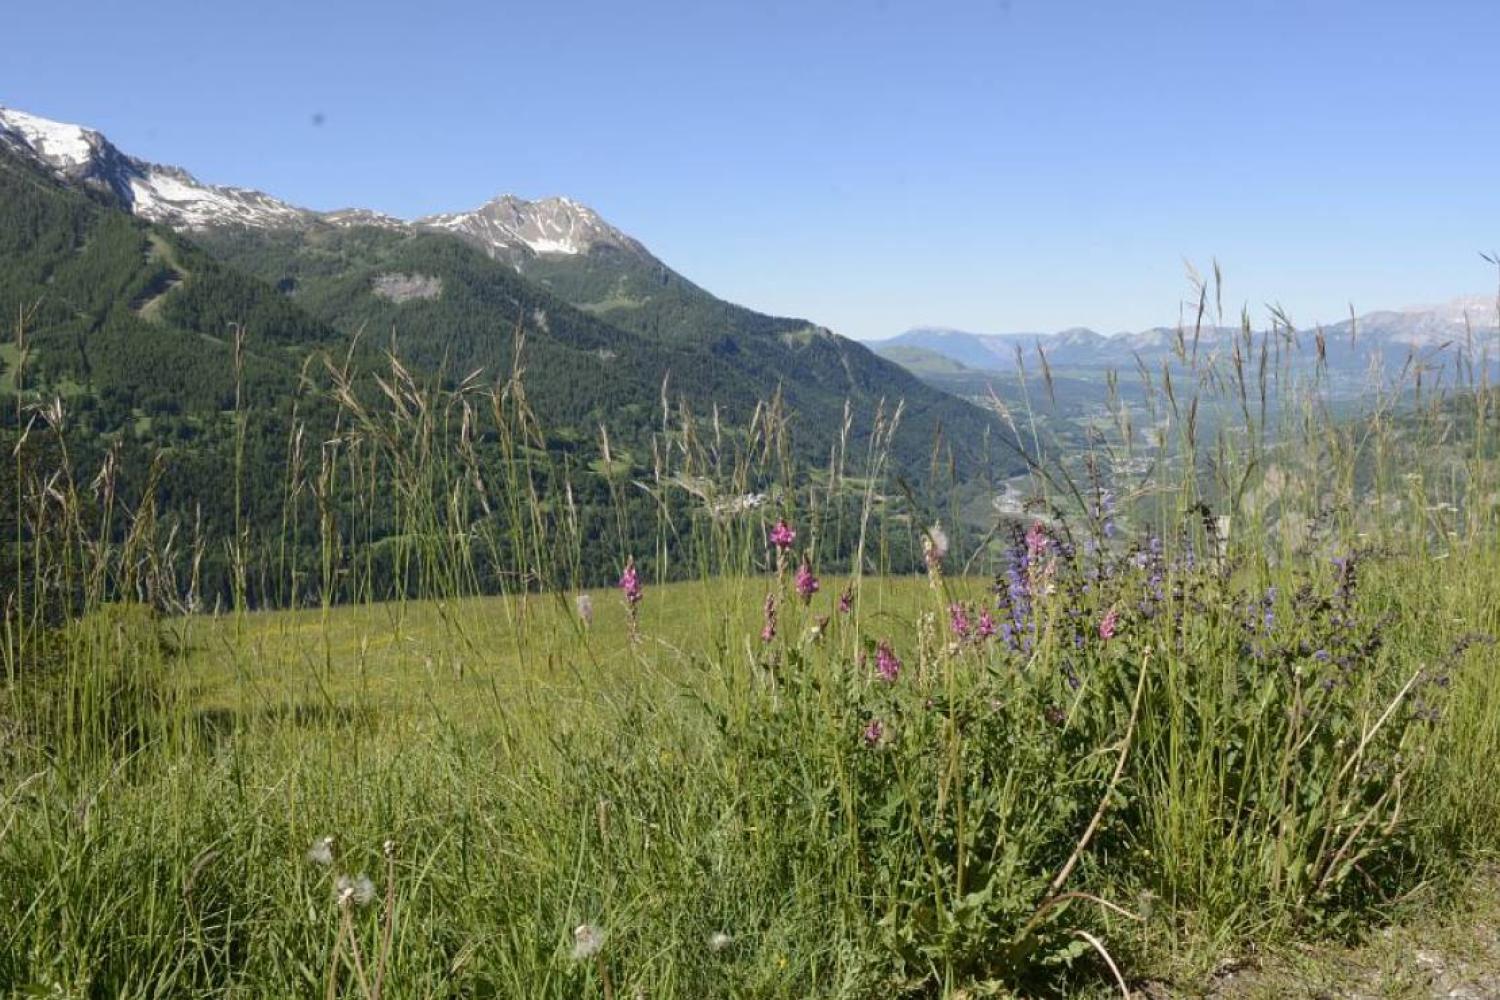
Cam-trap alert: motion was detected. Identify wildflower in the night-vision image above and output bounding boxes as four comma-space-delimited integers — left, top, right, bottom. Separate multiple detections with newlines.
620, 557, 643, 642
619, 559, 643, 609
875, 640, 901, 683
334, 873, 376, 908
575, 593, 594, 627
1098, 606, 1120, 641
976, 609, 997, 639
571, 923, 607, 961
1025, 520, 1050, 561
948, 602, 972, 640
862, 718, 885, 746
306, 835, 335, 867
838, 587, 854, 614
708, 931, 733, 953
760, 592, 777, 643
794, 557, 820, 603
769, 519, 796, 551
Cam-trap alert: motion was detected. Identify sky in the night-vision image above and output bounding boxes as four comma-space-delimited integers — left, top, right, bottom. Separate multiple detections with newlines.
4, 0, 1498, 340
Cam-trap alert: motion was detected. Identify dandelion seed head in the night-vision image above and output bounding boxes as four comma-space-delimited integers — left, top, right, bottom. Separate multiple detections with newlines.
306, 835, 335, 867
571, 923, 607, 961
334, 873, 375, 908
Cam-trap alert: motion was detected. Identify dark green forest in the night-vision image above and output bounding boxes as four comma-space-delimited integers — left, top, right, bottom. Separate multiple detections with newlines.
0, 145, 1017, 612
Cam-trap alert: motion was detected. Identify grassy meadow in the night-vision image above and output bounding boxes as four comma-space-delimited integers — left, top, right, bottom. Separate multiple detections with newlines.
5, 305, 1500, 998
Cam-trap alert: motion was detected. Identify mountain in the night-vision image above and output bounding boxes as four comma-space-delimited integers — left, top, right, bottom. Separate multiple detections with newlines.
0, 104, 1019, 495
873, 302, 1500, 388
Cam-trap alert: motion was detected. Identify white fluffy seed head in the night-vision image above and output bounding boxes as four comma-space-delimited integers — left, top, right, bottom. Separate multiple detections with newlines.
306, 836, 335, 867
708, 931, 733, 953
571, 923, 606, 961
334, 873, 376, 908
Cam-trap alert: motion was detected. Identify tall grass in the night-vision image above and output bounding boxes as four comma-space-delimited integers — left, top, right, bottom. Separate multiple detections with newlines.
3, 281, 1500, 997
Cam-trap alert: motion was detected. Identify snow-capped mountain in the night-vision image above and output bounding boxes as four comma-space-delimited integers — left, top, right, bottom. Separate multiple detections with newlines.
418, 194, 652, 261
0, 105, 647, 262
0, 105, 311, 230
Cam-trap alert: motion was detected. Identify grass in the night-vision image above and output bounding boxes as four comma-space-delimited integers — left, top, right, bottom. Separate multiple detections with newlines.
5, 285, 1500, 997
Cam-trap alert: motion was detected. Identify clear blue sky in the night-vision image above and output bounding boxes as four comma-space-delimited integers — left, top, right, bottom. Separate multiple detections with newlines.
5, 0, 1497, 339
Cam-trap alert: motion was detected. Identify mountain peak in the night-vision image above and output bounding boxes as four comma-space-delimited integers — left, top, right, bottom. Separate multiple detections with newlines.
418, 193, 648, 260
1, 104, 309, 230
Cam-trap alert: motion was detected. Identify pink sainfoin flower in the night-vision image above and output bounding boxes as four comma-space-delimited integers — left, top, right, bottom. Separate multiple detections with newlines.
1025, 520, 1050, 561
862, 718, 885, 747
875, 640, 901, 682
1099, 606, 1120, 641
976, 609, 997, 640
619, 558, 643, 608
795, 557, 820, 603
948, 602, 972, 640
769, 519, 796, 552
760, 592, 778, 643
620, 556, 643, 642
838, 587, 854, 614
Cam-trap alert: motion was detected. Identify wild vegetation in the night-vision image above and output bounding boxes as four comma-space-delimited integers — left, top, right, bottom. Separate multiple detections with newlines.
3, 253, 1499, 998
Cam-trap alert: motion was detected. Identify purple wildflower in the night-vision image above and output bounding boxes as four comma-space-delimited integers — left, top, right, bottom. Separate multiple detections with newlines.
862, 718, 885, 746
838, 587, 854, 615
875, 640, 901, 683
769, 519, 796, 552
976, 610, 997, 639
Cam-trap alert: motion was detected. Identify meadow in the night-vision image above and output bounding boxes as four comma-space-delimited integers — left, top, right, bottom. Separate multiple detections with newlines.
4, 306, 1500, 998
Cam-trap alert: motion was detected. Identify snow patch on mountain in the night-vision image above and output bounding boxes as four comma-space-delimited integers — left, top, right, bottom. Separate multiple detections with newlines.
0, 107, 94, 168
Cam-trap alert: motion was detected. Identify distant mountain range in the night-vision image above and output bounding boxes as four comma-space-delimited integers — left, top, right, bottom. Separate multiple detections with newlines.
871, 300, 1500, 387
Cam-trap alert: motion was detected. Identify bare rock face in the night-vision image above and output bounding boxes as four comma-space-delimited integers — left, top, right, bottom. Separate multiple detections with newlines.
371, 273, 443, 303
417, 194, 653, 262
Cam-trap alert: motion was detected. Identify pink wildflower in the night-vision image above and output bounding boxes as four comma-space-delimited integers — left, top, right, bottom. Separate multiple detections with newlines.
948, 602, 972, 640
875, 640, 901, 682
838, 587, 854, 614
1025, 520, 1050, 561
769, 519, 796, 551
1099, 606, 1120, 641
862, 718, 885, 747
619, 558, 643, 608
760, 592, 777, 643
795, 557, 820, 603
976, 609, 997, 639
